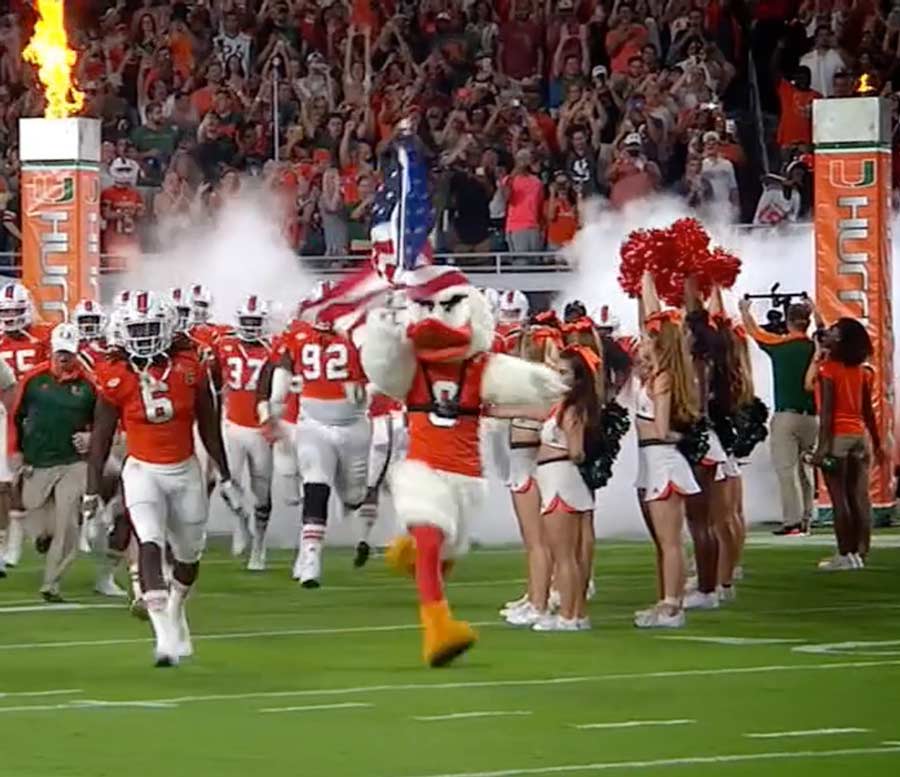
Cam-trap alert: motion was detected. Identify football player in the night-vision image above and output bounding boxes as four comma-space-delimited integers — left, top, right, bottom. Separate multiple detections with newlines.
83, 291, 242, 667
0, 282, 53, 569
187, 284, 228, 356
210, 295, 275, 571
496, 289, 529, 351
260, 288, 369, 588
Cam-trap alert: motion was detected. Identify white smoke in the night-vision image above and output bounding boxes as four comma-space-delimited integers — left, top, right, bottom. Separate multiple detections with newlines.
109, 183, 315, 329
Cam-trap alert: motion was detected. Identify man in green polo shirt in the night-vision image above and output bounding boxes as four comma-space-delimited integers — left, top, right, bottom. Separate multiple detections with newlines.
739, 298, 817, 536
13, 324, 96, 602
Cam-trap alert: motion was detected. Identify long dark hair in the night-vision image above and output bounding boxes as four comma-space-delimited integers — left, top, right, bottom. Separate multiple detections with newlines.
830, 317, 872, 366
560, 350, 603, 439
685, 308, 731, 413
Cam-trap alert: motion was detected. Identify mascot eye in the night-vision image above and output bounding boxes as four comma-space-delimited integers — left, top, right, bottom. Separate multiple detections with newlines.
418, 300, 435, 312
440, 294, 467, 312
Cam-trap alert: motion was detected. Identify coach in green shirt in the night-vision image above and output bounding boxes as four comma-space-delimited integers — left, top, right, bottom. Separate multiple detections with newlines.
13, 323, 95, 602
739, 298, 817, 536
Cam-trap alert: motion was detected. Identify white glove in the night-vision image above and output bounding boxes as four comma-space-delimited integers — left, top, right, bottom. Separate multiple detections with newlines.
219, 479, 248, 520
81, 493, 101, 524
72, 431, 92, 455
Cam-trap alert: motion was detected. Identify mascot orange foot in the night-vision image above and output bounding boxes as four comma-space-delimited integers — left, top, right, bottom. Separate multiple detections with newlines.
420, 600, 477, 668
384, 535, 455, 579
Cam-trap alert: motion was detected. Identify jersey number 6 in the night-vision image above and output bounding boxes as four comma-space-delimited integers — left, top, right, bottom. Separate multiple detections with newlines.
140, 378, 174, 424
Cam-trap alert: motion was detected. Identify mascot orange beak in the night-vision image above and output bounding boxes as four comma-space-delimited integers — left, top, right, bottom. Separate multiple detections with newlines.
407, 319, 473, 363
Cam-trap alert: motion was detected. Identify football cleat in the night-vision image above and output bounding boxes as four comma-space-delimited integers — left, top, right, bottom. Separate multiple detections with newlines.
247, 538, 267, 572
353, 540, 371, 568
94, 574, 128, 598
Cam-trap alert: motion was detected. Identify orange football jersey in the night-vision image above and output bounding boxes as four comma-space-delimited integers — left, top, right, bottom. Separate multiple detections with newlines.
279, 326, 365, 402
369, 391, 403, 418
0, 324, 53, 382
495, 322, 522, 354
77, 340, 111, 383
405, 354, 489, 478
215, 335, 274, 427
98, 351, 203, 465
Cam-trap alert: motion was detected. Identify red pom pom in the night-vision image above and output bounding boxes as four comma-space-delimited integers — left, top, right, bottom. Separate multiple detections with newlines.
707, 247, 742, 289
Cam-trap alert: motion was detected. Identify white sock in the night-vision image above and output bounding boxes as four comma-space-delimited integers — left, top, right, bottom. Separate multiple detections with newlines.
144, 589, 171, 649
357, 502, 377, 543
128, 563, 142, 601
169, 578, 190, 616
301, 524, 325, 553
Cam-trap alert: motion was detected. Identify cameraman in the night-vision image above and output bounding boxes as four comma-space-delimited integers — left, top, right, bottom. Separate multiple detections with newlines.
739, 297, 817, 536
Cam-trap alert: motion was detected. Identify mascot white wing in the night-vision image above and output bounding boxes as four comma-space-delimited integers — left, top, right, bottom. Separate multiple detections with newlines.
481, 353, 567, 406
360, 308, 416, 401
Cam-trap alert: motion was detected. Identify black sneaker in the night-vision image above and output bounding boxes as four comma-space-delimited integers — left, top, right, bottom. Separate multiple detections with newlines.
772, 524, 804, 536
35, 535, 52, 555
41, 590, 65, 604
353, 541, 371, 568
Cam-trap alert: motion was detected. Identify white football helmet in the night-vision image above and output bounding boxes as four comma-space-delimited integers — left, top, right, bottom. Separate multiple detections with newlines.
594, 304, 621, 334
0, 282, 33, 333
73, 299, 107, 341
119, 290, 174, 358
114, 289, 133, 310
498, 289, 529, 324
188, 283, 213, 325
168, 287, 191, 333
235, 294, 270, 341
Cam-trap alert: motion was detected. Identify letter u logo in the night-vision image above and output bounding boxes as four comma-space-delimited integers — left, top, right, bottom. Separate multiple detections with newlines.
828, 159, 876, 188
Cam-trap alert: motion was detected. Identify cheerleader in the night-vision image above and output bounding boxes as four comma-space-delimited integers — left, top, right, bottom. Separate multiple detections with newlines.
497, 324, 562, 625
634, 272, 701, 629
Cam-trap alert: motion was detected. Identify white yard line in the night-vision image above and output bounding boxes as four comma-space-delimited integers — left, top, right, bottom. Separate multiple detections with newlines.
0, 699, 177, 713
0, 689, 82, 699
659, 637, 805, 646
0, 603, 123, 614
573, 720, 695, 730
387, 746, 900, 777
2, 658, 898, 712
259, 702, 373, 714
745, 728, 870, 739
413, 711, 532, 722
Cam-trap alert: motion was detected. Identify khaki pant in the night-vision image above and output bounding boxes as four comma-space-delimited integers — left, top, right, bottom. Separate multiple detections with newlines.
770, 411, 818, 527
22, 462, 86, 594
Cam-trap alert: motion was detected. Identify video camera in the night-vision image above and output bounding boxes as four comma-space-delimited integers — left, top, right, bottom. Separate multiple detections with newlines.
743, 283, 808, 335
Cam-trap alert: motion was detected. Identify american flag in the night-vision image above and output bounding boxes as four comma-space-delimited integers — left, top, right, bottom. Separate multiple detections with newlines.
307, 134, 435, 331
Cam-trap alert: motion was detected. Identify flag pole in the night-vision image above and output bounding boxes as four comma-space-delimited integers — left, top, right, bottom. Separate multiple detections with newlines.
272, 56, 281, 163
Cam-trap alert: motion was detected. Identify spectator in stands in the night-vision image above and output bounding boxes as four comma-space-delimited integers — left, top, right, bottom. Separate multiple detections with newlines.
449, 151, 494, 255
545, 170, 579, 251
502, 148, 545, 258
606, 3, 649, 76
700, 131, 738, 218
674, 154, 713, 209
320, 167, 349, 257
101, 160, 145, 268
800, 25, 846, 98
753, 172, 801, 226
130, 101, 178, 185
498, 0, 544, 81
608, 132, 661, 209
775, 60, 819, 163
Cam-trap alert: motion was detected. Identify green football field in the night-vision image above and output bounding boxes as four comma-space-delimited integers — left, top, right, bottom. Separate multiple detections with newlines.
1, 535, 899, 777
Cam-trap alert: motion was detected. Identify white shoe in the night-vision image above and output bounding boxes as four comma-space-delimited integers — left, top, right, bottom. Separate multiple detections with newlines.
78, 521, 92, 554
576, 617, 592, 631
505, 603, 544, 626
634, 601, 662, 619
532, 613, 581, 632
716, 584, 736, 602
817, 554, 853, 571
733, 565, 744, 581
502, 592, 529, 611
291, 551, 303, 581
585, 579, 596, 601
94, 574, 128, 598
849, 553, 865, 569
684, 575, 699, 593
231, 520, 251, 557
247, 539, 267, 572
634, 607, 686, 629
547, 588, 561, 614
3, 518, 24, 566
683, 590, 720, 610
147, 603, 179, 667
298, 540, 322, 588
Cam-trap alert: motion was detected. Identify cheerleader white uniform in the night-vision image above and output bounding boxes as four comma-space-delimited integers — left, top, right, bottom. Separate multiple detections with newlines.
702, 428, 729, 482
507, 418, 540, 494
535, 409, 594, 515
634, 384, 701, 503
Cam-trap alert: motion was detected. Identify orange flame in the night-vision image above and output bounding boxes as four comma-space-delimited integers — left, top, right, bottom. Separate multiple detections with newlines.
22, 0, 84, 119
856, 73, 875, 95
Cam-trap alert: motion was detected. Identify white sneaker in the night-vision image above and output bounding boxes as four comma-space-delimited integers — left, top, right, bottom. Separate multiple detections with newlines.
532, 614, 580, 632
818, 554, 853, 571
634, 602, 662, 619
247, 538, 267, 572
585, 579, 596, 601
503, 592, 528, 610
298, 541, 322, 588
94, 574, 128, 598
3, 518, 24, 567
634, 607, 686, 629
291, 551, 303, 581
505, 603, 544, 627
147, 602, 179, 668
547, 588, 561, 614
716, 585, 736, 602
576, 617, 592, 631
231, 520, 251, 557
684, 575, 699, 594
683, 590, 720, 610
849, 553, 865, 569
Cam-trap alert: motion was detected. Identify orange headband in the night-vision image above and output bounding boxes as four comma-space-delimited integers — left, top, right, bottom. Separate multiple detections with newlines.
530, 326, 563, 348
561, 316, 595, 335
562, 344, 601, 375
645, 309, 682, 334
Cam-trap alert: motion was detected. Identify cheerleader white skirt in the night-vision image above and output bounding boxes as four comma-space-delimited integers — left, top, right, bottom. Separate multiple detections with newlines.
722, 455, 741, 479
536, 459, 594, 515
508, 446, 538, 494
702, 430, 728, 482
636, 443, 701, 503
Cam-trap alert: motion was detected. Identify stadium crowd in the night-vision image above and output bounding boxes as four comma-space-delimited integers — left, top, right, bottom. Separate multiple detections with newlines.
0, 0, 897, 265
